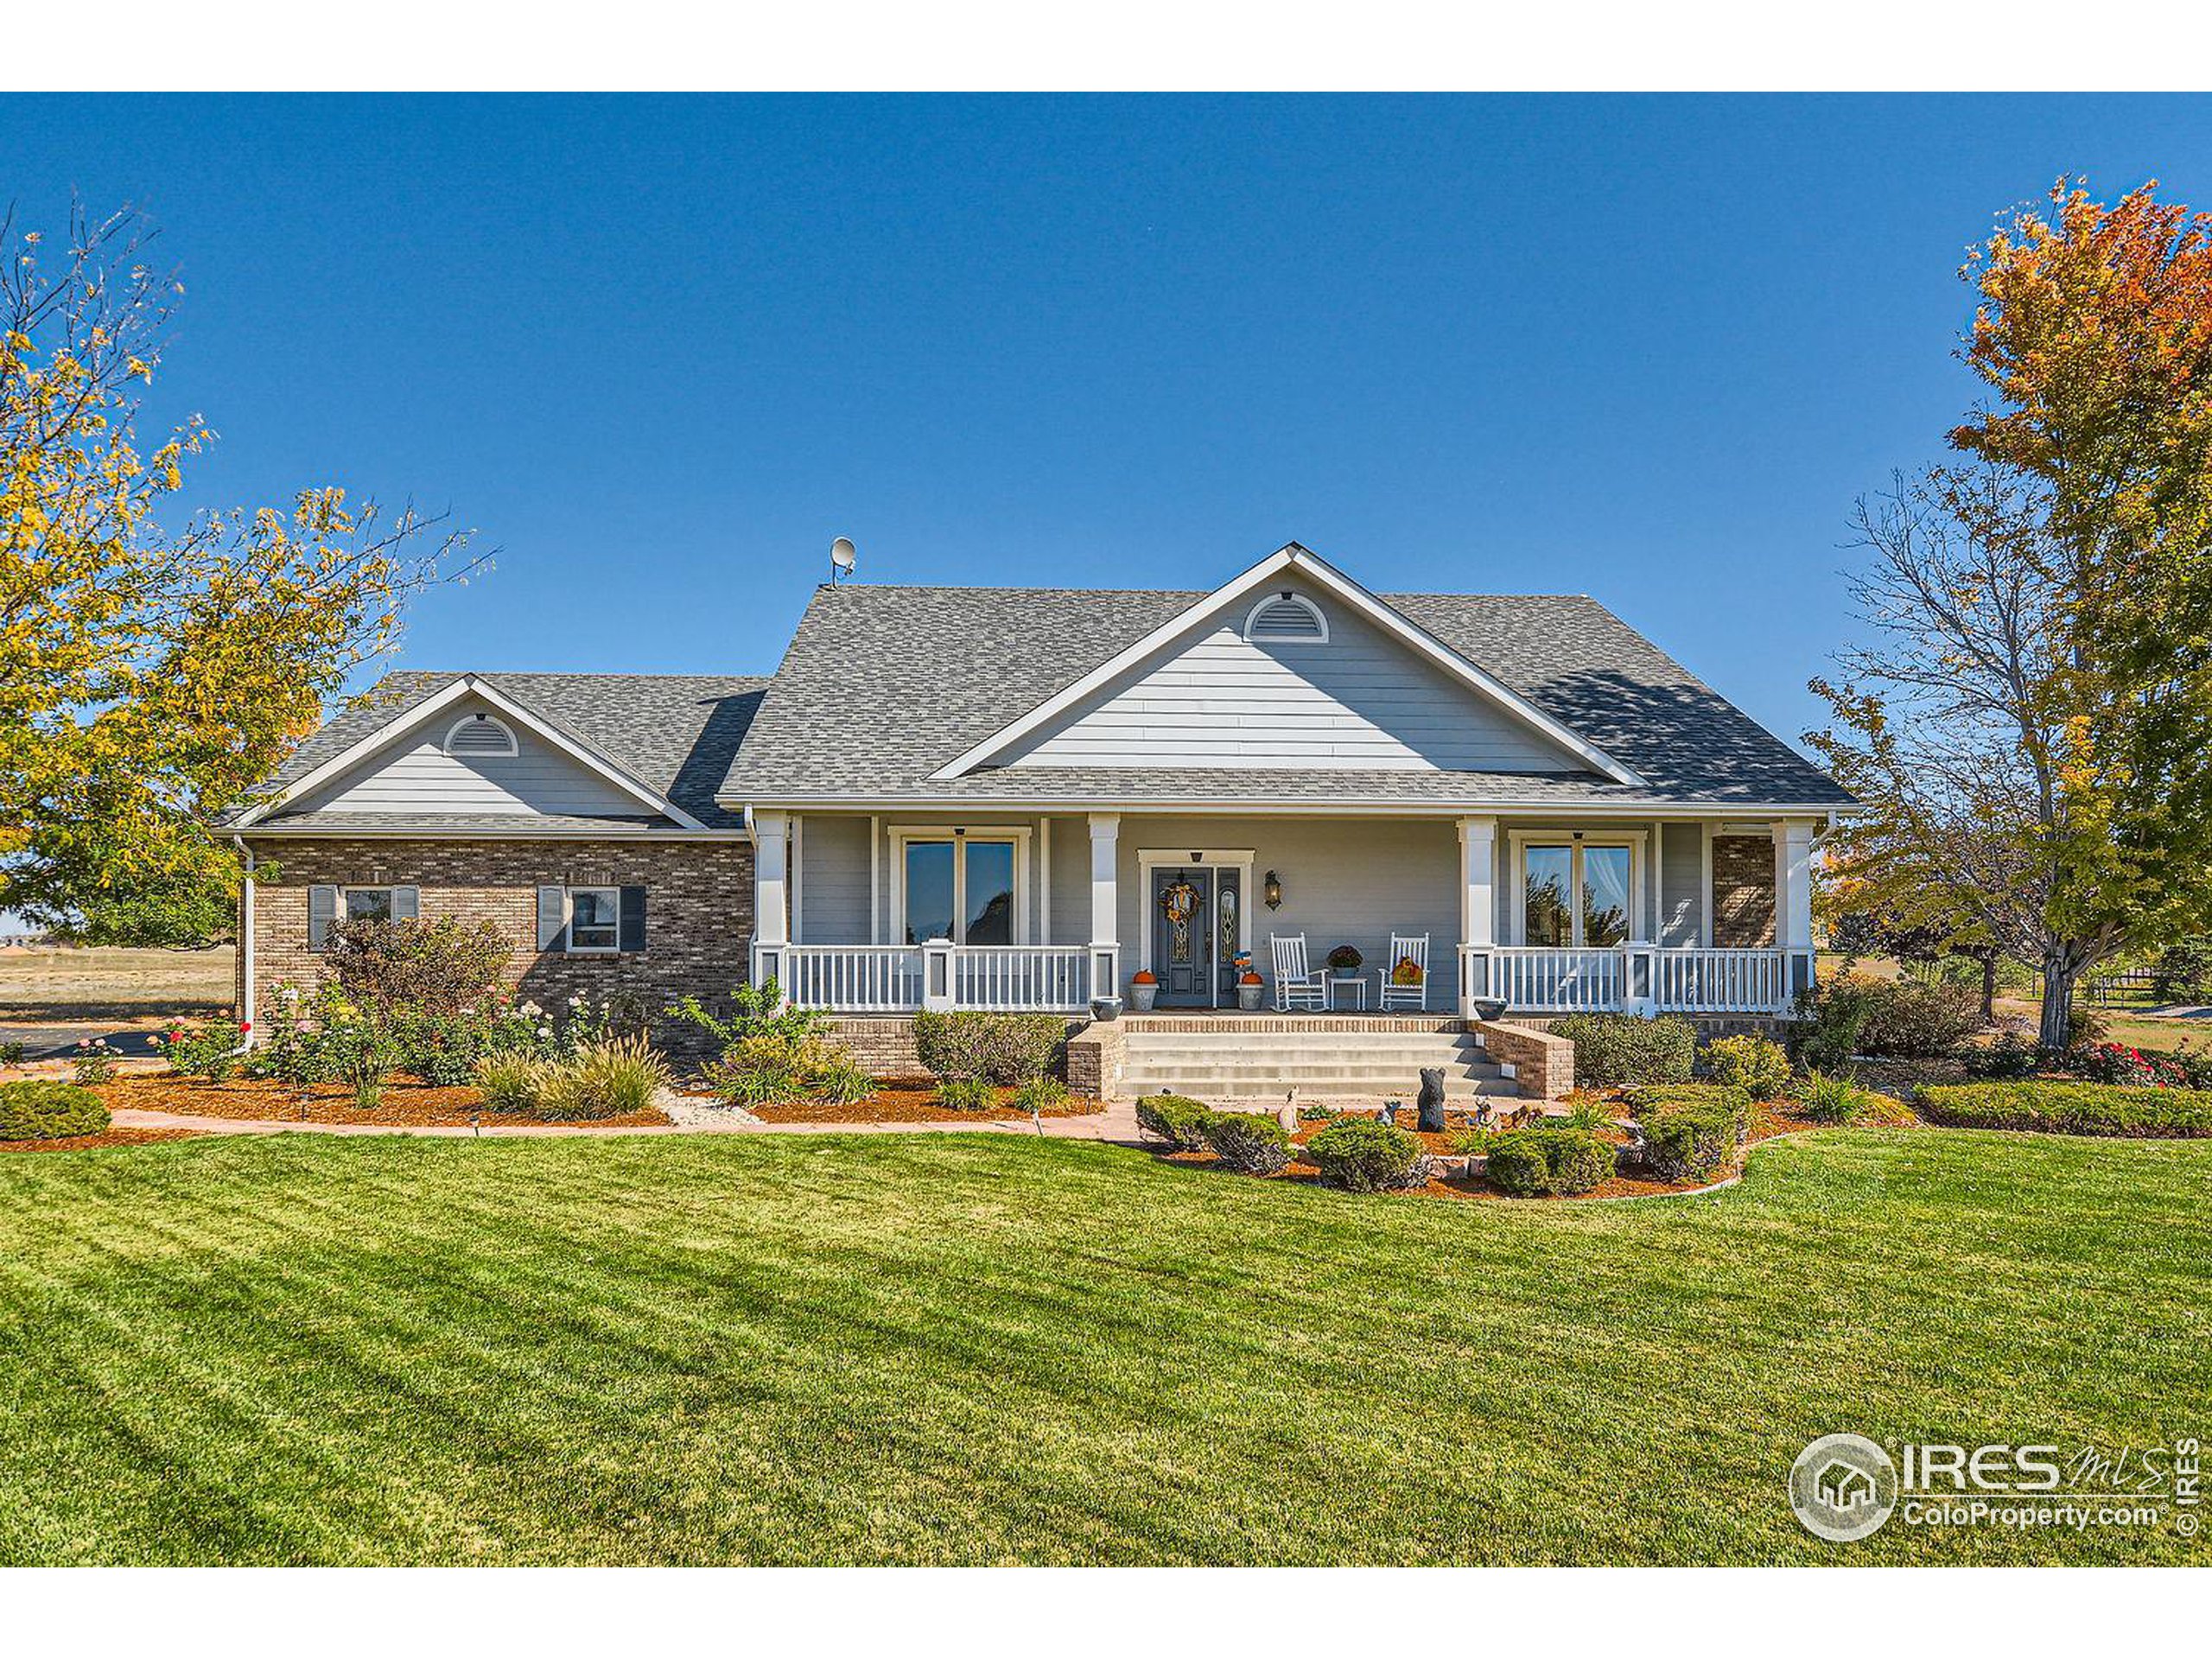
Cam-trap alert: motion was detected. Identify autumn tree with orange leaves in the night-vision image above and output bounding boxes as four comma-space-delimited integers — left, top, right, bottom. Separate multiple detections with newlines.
1814, 180, 2212, 1049
1, 202, 483, 944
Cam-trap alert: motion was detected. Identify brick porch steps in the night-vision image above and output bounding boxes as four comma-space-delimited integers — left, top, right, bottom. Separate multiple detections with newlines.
1117, 1020, 1520, 1103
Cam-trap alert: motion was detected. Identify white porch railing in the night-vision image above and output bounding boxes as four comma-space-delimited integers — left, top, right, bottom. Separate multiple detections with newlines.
1654, 948, 1793, 1014
1489, 947, 1624, 1014
779, 944, 925, 1013
953, 946, 1094, 1011
768, 943, 1094, 1013
1461, 945, 1807, 1016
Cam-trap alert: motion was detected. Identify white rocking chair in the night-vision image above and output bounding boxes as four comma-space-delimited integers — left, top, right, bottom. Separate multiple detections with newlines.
1269, 935, 1330, 1012
1377, 933, 1430, 1012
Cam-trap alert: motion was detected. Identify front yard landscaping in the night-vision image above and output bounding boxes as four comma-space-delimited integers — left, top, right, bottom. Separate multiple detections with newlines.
0, 1126, 2202, 1564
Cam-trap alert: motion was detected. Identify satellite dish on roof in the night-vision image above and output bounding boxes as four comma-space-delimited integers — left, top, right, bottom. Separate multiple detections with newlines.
830, 537, 856, 582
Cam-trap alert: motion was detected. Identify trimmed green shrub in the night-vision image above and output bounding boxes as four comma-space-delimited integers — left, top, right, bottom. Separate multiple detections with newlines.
0, 1080, 111, 1141
1305, 1119, 1427, 1192
1637, 1104, 1740, 1181
1551, 1013, 1696, 1088
912, 1011, 1068, 1084
1914, 1081, 2212, 1138
1796, 974, 1977, 1062
1009, 1075, 1071, 1115
1136, 1093, 1214, 1150
0, 1039, 24, 1067
1961, 1031, 2044, 1080
1794, 1069, 1873, 1124
1624, 1082, 1752, 1118
1702, 1033, 1789, 1099
1200, 1110, 1293, 1174
934, 1077, 997, 1112
1484, 1126, 1615, 1196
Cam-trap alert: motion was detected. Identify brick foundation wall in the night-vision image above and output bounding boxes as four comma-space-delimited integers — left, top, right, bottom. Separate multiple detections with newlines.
825, 1017, 928, 1080
1472, 1020, 1573, 1102
1065, 1020, 1123, 1102
245, 836, 753, 1056
1712, 834, 1777, 948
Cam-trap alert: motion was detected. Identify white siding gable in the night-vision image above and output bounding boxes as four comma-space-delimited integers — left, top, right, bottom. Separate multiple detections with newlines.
1005, 581, 1580, 772
289, 696, 650, 817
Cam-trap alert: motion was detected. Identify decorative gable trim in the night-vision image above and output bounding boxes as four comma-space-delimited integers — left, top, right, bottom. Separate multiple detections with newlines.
233, 674, 711, 830
926, 543, 1644, 786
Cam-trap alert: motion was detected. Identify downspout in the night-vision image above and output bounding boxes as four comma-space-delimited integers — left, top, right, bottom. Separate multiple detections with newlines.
231, 835, 257, 1050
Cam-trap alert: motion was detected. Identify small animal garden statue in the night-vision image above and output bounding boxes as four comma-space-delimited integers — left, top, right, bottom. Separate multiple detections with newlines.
1417, 1067, 1446, 1132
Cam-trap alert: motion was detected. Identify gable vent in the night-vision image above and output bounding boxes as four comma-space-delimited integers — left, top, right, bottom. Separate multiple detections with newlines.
1243, 592, 1329, 644
445, 714, 518, 758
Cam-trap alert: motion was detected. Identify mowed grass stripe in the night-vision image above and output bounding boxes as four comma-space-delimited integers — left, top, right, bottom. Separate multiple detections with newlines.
0, 1128, 2205, 1563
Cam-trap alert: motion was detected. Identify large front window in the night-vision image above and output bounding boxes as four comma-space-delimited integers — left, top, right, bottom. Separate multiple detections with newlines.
1522, 842, 1634, 947
903, 837, 1017, 944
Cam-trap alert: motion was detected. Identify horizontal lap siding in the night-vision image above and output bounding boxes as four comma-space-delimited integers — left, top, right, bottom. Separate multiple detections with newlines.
1007, 578, 1577, 772
294, 696, 645, 817
1115, 817, 1460, 995
244, 836, 753, 1055
1660, 822, 1706, 947
797, 815, 872, 943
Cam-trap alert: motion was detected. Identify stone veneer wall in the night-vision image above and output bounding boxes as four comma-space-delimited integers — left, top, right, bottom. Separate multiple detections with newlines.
244, 836, 753, 1056
1712, 834, 1777, 948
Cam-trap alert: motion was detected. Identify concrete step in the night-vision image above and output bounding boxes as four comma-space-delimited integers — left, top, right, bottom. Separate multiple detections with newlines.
1124, 1073, 1518, 1099
1122, 1063, 1517, 1090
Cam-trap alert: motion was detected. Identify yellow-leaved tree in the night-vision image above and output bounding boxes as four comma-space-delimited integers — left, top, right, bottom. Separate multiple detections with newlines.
1, 201, 483, 944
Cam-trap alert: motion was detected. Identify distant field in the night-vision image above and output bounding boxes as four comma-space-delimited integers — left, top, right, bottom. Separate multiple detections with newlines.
0, 946, 237, 1023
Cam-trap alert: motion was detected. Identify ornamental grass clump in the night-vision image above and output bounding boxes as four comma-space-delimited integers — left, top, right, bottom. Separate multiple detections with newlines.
934, 1077, 997, 1112
1484, 1126, 1615, 1196
0, 1080, 111, 1141
1794, 1069, 1873, 1125
474, 1052, 550, 1114
533, 1035, 671, 1122
1305, 1118, 1427, 1192
1135, 1094, 1214, 1150
1199, 1110, 1293, 1175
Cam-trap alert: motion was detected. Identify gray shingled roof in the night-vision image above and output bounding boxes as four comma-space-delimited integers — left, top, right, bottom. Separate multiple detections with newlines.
251, 671, 770, 830
719, 584, 1851, 809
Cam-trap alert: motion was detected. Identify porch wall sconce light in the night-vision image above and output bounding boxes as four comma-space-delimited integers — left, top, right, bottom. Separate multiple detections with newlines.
1263, 870, 1283, 910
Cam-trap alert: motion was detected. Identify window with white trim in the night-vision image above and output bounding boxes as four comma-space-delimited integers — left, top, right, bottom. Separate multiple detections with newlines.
344, 887, 396, 924
445, 714, 518, 757
1519, 842, 1636, 947
898, 835, 1020, 944
568, 886, 620, 953
1243, 591, 1328, 644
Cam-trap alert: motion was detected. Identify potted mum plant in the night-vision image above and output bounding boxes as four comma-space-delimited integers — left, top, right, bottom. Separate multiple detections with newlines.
1130, 969, 1159, 1013
1326, 944, 1363, 976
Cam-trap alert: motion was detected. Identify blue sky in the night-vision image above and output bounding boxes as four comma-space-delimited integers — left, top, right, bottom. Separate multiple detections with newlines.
8, 93, 2209, 751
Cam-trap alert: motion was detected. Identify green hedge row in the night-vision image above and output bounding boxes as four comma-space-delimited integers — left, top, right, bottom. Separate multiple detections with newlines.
1914, 1082, 2212, 1139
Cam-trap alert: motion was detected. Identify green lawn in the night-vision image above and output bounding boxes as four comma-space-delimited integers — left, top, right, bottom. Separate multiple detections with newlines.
1, 1129, 2205, 1565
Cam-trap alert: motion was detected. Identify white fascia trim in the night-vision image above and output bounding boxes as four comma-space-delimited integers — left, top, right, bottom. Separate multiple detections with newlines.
724, 796, 1854, 820
233, 673, 709, 831
922, 542, 1644, 787
239, 825, 753, 841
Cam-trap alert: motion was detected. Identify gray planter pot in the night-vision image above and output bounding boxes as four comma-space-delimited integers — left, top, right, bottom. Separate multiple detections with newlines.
1236, 983, 1263, 1011
1130, 982, 1159, 1013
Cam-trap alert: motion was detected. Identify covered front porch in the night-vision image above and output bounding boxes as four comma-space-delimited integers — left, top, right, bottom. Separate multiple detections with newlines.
746, 810, 1821, 1020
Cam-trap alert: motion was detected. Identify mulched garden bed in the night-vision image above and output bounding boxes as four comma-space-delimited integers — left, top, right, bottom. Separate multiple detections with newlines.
737, 1086, 1103, 1124
0, 1127, 205, 1154
1155, 1091, 1919, 1202
92, 1074, 672, 1129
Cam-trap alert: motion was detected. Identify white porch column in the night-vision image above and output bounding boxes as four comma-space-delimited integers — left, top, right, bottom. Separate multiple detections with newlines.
1089, 812, 1121, 1007
752, 809, 790, 991
1457, 816, 1497, 1015
1773, 817, 1817, 1005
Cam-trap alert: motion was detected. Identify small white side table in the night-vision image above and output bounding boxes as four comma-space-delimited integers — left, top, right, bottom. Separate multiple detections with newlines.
1325, 973, 1369, 1011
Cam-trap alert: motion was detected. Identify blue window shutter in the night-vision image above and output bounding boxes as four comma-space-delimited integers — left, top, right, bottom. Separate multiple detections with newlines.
391, 886, 420, 921
537, 885, 569, 952
308, 885, 339, 950
619, 886, 646, 952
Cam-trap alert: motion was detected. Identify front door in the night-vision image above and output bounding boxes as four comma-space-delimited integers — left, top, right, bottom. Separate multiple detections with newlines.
1151, 868, 1243, 1007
